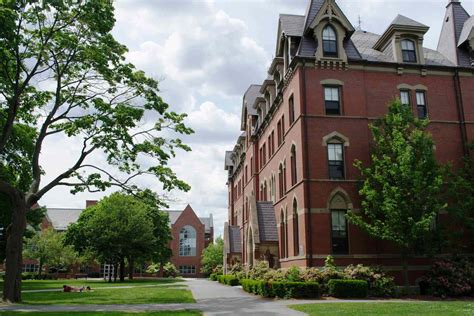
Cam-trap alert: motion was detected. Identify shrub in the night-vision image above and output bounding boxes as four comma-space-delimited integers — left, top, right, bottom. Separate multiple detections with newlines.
271, 281, 320, 299
301, 267, 324, 283
209, 273, 221, 281
328, 279, 368, 298
218, 275, 240, 286
212, 264, 223, 275
425, 257, 474, 297
262, 269, 286, 282
343, 264, 395, 297
229, 263, 245, 280
284, 266, 303, 282
247, 261, 270, 280
241, 279, 263, 294
163, 262, 179, 278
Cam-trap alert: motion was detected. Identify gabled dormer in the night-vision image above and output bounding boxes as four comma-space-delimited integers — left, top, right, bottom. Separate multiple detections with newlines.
304, 0, 355, 64
241, 85, 260, 132
373, 15, 429, 65
438, 0, 473, 67
260, 78, 276, 115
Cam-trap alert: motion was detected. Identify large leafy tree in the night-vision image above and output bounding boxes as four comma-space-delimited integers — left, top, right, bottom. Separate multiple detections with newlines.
201, 237, 222, 275
443, 143, 474, 251
23, 227, 78, 276
347, 100, 445, 286
65, 193, 157, 282
0, 1, 192, 302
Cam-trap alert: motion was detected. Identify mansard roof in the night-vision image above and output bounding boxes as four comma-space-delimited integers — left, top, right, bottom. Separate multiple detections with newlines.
279, 14, 305, 37
303, 0, 325, 32
353, 30, 455, 66
241, 85, 260, 130
224, 151, 234, 170
458, 16, 474, 46
391, 14, 429, 28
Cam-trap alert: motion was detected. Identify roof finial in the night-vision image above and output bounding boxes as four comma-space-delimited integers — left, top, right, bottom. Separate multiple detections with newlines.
356, 14, 362, 31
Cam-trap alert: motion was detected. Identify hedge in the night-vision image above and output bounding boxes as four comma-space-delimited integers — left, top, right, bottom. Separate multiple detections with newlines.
241, 279, 319, 299
209, 273, 221, 281
218, 275, 240, 286
328, 279, 368, 298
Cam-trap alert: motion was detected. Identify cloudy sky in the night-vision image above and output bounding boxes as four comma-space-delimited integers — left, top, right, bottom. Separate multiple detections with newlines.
41, 0, 474, 238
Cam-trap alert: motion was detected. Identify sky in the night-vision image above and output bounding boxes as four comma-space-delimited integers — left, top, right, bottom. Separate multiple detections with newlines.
40, 0, 474, 238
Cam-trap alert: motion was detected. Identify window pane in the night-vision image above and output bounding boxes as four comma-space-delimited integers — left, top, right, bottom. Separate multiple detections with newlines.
417, 105, 427, 119
328, 144, 336, 161
400, 91, 410, 105
323, 26, 336, 40
416, 92, 425, 105
179, 225, 196, 256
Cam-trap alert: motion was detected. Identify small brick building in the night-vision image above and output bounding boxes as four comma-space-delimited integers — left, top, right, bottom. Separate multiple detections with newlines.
20, 201, 213, 278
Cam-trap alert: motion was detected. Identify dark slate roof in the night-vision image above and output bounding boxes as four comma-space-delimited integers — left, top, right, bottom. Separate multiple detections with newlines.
458, 16, 474, 46
391, 14, 428, 28
352, 30, 454, 66
451, 1, 471, 66
279, 14, 305, 36
303, 0, 325, 32
229, 226, 242, 253
243, 85, 260, 116
256, 202, 278, 242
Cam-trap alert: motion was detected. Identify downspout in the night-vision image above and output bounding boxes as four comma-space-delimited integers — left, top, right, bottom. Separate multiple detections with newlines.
299, 61, 313, 267
453, 69, 468, 156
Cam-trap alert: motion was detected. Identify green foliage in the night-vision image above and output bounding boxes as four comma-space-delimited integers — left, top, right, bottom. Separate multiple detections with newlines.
328, 279, 368, 298
284, 266, 303, 282
246, 261, 271, 280
443, 144, 474, 251
200, 237, 223, 275
163, 262, 179, 278
300, 267, 324, 283
209, 273, 221, 281
23, 228, 79, 274
217, 275, 240, 286
240, 279, 269, 296
343, 264, 395, 297
271, 281, 320, 299
64, 193, 156, 269
228, 262, 245, 280
425, 256, 473, 297
347, 100, 445, 284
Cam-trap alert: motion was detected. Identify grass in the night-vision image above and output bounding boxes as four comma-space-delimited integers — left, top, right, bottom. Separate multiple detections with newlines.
20, 286, 195, 305
290, 301, 474, 316
0, 311, 201, 315
0, 279, 184, 292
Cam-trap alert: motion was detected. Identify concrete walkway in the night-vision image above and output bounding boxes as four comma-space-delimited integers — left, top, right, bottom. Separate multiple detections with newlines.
0, 278, 418, 315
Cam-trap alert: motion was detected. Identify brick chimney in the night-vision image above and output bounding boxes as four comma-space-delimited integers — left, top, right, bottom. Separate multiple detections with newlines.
86, 200, 98, 208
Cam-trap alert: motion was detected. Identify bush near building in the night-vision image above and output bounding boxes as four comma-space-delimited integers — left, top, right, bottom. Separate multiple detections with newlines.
328, 279, 369, 298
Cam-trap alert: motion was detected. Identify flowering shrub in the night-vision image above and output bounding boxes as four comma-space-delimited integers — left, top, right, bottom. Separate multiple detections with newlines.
285, 266, 303, 282
344, 264, 395, 297
247, 261, 271, 280
301, 267, 324, 283
426, 257, 474, 297
262, 269, 285, 282
163, 262, 179, 278
228, 263, 245, 280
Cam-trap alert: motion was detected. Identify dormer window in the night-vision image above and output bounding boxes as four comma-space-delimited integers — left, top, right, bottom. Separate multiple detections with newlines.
322, 25, 338, 57
401, 39, 417, 63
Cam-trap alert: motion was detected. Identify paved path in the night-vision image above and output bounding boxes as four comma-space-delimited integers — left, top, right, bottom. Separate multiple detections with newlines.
0, 278, 419, 315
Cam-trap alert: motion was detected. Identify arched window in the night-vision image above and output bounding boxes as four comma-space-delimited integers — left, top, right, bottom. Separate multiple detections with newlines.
290, 145, 297, 186
179, 226, 196, 256
322, 25, 338, 57
278, 164, 284, 199
245, 197, 249, 221
280, 210, 286, 258
293, 199, 299, 256
401, 39, 417, 63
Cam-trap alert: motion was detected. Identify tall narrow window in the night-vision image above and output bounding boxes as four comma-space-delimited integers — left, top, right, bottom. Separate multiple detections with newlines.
324, 87, 340, 115
283, 161, 287, 194
280, 210, 286, 258
263, 143, 266, 165
179, 226, 196, 256
400, 90, 410, 105
289, 95, 295, 124
416, 91, 427, 119
322, 25, 338, 57
290, 145, 297, 186
293, 199, 299, 256
278, 164, 284, 199
401, 39, 417, 63
282, 115, 285, 138
331, 209, 348, 254
328, 143, 344, 179
277, 120, 282, 146
271, 131, 275, 155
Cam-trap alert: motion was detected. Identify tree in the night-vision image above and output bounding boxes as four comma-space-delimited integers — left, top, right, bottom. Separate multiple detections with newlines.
0, 1, 192, 302
65, 193, 156, 282
347, 100, 445, 287
23, 227, 78, 276
443, 143, 474, 251
201, 237, 223, 276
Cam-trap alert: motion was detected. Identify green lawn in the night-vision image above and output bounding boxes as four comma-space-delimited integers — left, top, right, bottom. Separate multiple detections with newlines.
20, 286, 194, 305
0, 311, 201, 316
0, 279, 184, 292
290, 301, 474, 316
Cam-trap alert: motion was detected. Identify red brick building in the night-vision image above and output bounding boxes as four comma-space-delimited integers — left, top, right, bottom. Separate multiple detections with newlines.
20, 202, 213, 278
224, 0, 474, 283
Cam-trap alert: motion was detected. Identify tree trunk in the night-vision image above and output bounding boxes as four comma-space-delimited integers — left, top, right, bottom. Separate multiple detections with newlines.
38, 260, 43, 277
401, 253, 409, 288
3, 198, 27, 303
128, 256, 134, 280
113, 263, 118, 282
158, 262, 164, 278
119, 257, 125, 282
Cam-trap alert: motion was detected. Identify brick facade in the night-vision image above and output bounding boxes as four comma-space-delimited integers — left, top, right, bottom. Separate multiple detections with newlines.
224, 0, 474, 284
